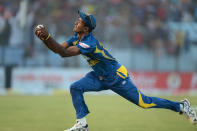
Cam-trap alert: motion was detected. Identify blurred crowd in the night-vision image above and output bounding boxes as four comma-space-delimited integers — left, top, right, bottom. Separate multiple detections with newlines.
0, 0, 197, 66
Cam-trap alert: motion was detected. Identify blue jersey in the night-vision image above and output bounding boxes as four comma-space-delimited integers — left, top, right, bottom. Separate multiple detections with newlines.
67, 32, 128, 83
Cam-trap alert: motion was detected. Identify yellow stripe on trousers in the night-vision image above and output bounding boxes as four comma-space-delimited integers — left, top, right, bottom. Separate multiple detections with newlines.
138, 90, 156, 108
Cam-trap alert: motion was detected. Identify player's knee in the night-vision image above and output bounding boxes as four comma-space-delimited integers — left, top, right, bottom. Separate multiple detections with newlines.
70, 82, 78, 91
70, 82, 83, 93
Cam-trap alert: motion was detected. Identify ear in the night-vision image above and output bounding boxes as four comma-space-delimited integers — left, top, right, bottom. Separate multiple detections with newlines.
84, 26, 89, 33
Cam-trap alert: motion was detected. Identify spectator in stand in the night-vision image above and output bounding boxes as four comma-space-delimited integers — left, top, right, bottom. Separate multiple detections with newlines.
0, 0, 197, 67
0, 9, 11, 46
174, 29, 184, 56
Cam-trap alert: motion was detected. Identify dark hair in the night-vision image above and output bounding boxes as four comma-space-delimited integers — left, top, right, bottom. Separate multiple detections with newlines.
86, 26, 93, 33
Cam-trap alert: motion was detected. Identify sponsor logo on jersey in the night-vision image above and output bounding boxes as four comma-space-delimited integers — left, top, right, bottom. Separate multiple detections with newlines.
79, 42, 90, 48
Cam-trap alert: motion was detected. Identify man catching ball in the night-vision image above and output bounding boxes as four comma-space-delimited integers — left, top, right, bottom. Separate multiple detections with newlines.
34, 11, 197, 131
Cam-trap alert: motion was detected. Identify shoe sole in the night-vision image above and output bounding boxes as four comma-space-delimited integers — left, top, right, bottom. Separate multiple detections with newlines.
80, 128, 89, 131
183, 112, 197, 125
188, 117, 197, 125
65, 128, 89, 131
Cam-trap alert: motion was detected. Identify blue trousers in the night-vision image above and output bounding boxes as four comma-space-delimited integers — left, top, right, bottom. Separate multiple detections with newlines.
70, 71, 180, 119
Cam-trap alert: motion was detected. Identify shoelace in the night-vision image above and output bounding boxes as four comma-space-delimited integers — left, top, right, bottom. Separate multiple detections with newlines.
188, 108, 195, 118
183, 102, 189, 112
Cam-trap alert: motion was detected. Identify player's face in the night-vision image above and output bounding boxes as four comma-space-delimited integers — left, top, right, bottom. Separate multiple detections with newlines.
73, 18, 86, 33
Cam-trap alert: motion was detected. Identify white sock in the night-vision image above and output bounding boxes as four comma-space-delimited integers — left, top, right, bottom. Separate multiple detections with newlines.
180, 103, 184, 112
77, 117, 87, 126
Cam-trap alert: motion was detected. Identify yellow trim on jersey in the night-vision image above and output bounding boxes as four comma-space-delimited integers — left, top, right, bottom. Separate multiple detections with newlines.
73, 41, 78, 46
99, 42, 107, 50
116, 65, 128, 79
94, 46, 114, 60
138, 90, 156, 108
89, 59, 100, 66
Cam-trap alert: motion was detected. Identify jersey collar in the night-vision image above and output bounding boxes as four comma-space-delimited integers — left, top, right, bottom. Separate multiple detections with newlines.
76, 32, 93, 41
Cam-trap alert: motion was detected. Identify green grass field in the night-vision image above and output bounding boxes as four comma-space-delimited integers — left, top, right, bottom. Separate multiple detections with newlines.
0, 94, 197, 131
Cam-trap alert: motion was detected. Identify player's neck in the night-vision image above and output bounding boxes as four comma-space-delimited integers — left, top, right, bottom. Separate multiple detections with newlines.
77, 32, 89, 41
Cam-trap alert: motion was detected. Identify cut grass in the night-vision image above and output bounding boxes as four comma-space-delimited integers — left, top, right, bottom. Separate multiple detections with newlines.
0, 94, 197, 131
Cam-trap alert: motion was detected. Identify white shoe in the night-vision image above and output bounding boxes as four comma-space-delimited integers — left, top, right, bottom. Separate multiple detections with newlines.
180, 99, 197, 124
64, 121, 89, 131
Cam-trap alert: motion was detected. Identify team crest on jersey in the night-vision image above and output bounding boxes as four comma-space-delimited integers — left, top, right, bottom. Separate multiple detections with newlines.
79, 42, 90, 48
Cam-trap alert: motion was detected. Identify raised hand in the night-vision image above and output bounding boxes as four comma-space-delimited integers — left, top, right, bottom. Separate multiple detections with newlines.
34, 24, 50, 41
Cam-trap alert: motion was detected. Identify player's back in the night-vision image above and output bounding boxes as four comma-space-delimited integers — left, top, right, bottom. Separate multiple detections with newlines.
90, 40, 120, 75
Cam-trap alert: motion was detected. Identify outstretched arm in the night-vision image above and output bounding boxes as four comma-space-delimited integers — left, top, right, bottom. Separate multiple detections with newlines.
34, 25, 81, 57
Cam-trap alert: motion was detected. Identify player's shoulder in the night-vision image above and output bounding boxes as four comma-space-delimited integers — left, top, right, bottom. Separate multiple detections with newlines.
81, 33, 98, 47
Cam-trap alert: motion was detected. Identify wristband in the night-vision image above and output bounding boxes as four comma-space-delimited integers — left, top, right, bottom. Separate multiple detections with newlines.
45, 34, 51, 41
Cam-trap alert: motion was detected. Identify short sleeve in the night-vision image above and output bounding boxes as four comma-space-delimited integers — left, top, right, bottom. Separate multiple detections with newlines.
76, 41, 96, 54
66, 35, 77, 46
